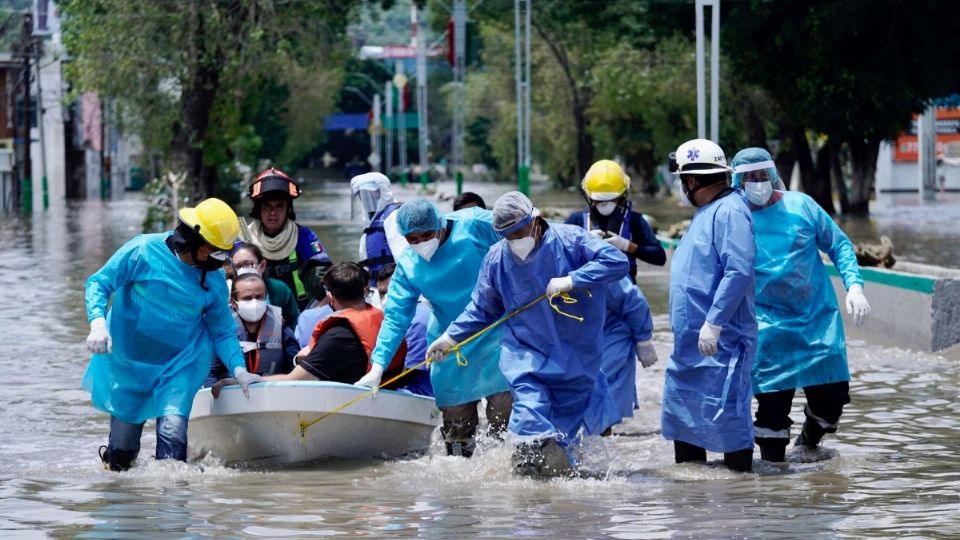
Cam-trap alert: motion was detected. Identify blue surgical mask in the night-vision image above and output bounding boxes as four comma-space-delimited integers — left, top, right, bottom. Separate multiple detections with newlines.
745, 180, 773, 206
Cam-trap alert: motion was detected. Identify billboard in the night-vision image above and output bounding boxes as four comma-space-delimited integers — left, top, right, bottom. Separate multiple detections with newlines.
894, 108, 960, 161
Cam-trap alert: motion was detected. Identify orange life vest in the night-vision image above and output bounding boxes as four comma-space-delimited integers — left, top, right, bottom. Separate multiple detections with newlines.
308, 304, 407, 388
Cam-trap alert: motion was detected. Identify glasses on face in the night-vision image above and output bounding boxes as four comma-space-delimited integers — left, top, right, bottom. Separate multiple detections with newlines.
234, 261, 258, 270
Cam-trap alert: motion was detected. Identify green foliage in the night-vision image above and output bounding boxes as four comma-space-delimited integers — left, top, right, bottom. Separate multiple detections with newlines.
60, 0, 358, 197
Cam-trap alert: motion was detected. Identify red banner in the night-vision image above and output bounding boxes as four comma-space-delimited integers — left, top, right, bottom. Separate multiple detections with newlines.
894, 108, 960, 161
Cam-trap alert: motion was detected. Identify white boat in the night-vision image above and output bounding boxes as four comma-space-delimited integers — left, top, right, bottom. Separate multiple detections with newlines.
188, 381, 440, 467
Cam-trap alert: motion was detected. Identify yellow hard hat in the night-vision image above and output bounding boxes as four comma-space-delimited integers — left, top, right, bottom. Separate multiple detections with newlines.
581, 160, 630, 201
178, 198, 240, 250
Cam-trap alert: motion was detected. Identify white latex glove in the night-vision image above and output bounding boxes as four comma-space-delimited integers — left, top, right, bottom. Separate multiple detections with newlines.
546, 276, 574, 297
588, 229, 605, 239
636, 340, 658, 368
86, 317, 112, 354
354, 364, 385, 395
426, 332, 458, 363
604, 232, 631, 253
233, 367, 264, 398
845, 284, 870, 326
697, 321, 722, 356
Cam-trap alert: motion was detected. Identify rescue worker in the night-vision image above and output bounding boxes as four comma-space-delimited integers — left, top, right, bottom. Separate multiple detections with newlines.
662, 139, 757, 473
565, 160, 666, 282
205, 273, 300, 387
83, 198, 262, 471
376, 263, 434, 397
352, 172, 406, 286
429, 192, 628, 478
243, 167, 328, 310
730, 147, 871, 461
356, 199, 512, 458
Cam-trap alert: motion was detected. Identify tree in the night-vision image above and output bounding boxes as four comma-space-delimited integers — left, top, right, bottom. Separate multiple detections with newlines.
61, 0, 358, 198
725, 0, 960, 214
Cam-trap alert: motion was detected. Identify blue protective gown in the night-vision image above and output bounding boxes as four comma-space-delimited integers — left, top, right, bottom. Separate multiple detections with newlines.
369, 207, 509, 407
445, 224, 628, 452
663, 191, 757, 453
750, 191, 863, 394
602, 277, 654, 419
82, 233, 245, 424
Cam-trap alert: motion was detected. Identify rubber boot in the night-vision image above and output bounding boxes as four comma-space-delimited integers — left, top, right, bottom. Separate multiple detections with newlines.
512, 439, 573, 479
445, 440, 475, 458
99, 445, 139, 472
723, 448, 754, 473
795, 419, 826, 448
674, 440, 707, 464
755, 438, 788, 462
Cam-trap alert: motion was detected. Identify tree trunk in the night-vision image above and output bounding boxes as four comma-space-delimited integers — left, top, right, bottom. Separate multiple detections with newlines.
170, 5, 222, 199
573, 96, 593, 182
793, 128, 835, 214
734, 87, 767, 148
772, 123, 796, 189
828, 139, 850, 215
847, 136, 881, 215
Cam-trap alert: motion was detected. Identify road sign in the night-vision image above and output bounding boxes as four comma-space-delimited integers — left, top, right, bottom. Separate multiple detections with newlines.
368, 152, 381, 167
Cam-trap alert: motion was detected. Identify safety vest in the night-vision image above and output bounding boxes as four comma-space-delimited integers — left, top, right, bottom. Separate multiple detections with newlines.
234, 304, 288, 376
582, 201, 636, 274
266, 251, 307, 302
359, 202, 402, 285
308, 304, 407, 388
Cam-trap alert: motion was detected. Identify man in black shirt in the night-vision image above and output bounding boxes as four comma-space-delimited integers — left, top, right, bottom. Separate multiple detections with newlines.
260, 262, 380, 384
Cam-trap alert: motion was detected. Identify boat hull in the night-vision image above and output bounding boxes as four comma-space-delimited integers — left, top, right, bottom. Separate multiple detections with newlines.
188, 381, 440, 467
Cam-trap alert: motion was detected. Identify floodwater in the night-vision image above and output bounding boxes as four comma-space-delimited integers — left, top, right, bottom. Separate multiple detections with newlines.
1, 180, 958, 538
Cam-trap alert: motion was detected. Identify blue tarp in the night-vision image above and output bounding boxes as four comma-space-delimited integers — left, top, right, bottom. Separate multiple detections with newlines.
323, 113, 369, 132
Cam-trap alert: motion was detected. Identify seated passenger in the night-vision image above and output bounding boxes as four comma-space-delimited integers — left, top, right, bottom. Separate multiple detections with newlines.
206, 273, 301, 386
232, 242, 301, 330
260, 262, 407, 386
376, 263, 433, 397
294, 255, 335, 348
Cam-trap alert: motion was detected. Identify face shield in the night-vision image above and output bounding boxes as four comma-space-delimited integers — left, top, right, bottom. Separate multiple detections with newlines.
731, 160, 786, 191
352, 188, 381, 218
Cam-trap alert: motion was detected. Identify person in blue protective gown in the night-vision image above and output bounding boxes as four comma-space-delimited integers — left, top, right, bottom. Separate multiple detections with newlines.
375, 263, 433, 397
83, 198, 263, 471
355, 200, 511, 458
730, 147, 872, 462
663, 139, 757, 473
428, 191, 628, 478
602, 277, 658, 425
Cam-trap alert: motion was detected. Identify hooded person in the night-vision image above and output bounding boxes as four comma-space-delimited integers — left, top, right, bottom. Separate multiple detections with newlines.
565, 160, 666, 281
83, 198, 263, 471
356, 199, 512, 458
428, 191, 628, 478
243, 167, 329, 310
663, 139, 758, 473
351, 172, 408, 286
730, 147, 871, 462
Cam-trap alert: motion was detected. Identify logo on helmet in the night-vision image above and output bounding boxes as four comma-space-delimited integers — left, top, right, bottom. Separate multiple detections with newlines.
687, 148, 700, 161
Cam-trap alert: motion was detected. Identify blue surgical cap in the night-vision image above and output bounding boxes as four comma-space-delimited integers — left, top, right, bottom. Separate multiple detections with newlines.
730, 147, 784, 190
396, 199, 444, 236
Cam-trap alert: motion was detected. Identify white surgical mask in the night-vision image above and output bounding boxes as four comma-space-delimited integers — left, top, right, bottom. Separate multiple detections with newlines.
236, 299, 267, 322
508, 224, 538, 261
411, 237, 440, 262
745, 180, 773, 206
236, 266, 260, 277
595, 201, 617, 216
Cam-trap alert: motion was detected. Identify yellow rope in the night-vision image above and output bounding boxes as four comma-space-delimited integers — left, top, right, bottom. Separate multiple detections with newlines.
298, 289, 591, 438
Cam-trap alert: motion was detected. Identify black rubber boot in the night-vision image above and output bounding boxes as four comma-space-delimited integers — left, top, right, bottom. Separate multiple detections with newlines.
512, 439, 573, 479
445, 440, 475, 458
723, 448, 754, 473
795, 419, 826, 448
674, 440, 707, 464
756, 437, 788, 462
99, 445, 139, 472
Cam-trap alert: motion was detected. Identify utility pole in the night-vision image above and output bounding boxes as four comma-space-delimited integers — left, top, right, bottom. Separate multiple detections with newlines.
394, 61, 408, 186
370, 93, 382, 173
918, 105, 937, 202
415, 5, 429, 189
514, 0, 531, 195
695, 0, 720, 142
385, 80, 394, 179
34, 33, 47, 210
451, 0, 466, 195
19, 12, 32, 213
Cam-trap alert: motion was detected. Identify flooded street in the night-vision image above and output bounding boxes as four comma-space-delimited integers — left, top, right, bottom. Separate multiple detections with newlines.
1, 181, 958, 538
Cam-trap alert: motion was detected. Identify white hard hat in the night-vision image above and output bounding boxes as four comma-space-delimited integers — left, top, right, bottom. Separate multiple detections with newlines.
673, 139, 731, 175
